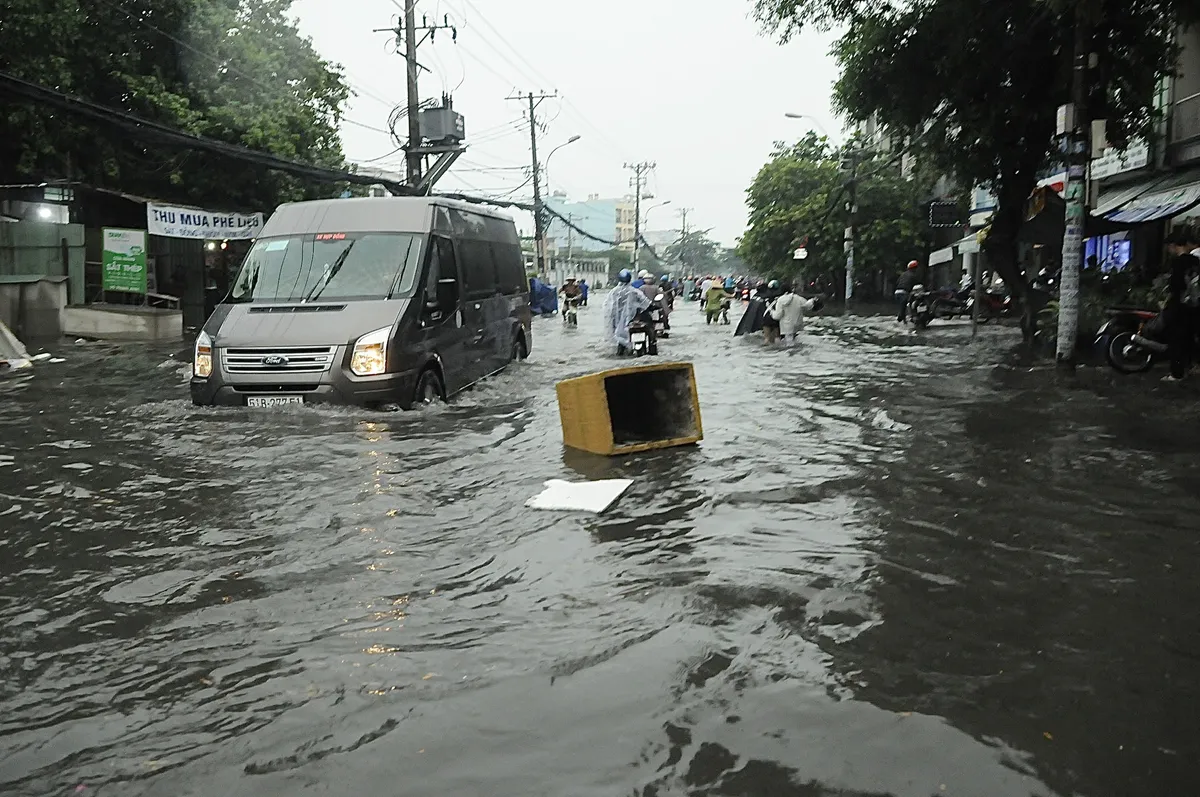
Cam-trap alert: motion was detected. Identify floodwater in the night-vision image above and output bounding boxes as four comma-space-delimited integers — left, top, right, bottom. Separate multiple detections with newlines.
2, 299, 1199, 797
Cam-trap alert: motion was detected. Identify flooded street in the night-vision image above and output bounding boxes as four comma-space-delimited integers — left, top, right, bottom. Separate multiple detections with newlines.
3, 300, 1200, 797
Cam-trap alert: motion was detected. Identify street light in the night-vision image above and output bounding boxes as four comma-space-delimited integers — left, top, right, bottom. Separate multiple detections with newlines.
544, 134, 582, 194
643, 199, 671, 228
784, 112, 838, 143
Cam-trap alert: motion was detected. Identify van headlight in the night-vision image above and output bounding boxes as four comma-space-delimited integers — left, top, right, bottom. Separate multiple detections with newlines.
194, 330, 213, 378
350, 327, 390, 376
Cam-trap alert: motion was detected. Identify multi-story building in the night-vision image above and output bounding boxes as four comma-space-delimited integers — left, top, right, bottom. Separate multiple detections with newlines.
615, 198, 637, 252
1088, 23, 1200, 275
542, 192, 620, 254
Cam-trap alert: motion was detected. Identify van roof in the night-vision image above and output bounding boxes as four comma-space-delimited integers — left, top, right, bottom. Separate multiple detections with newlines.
261, 196, 516, 238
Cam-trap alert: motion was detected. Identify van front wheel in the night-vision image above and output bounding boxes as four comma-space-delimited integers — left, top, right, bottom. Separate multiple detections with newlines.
413, 368, 444, 406
511, 334, 528, 362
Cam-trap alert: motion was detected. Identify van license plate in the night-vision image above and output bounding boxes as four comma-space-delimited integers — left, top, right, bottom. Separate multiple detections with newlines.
247, 396, 304, 408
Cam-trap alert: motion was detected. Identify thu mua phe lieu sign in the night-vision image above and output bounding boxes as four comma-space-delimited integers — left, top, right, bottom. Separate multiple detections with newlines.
147, 203, 264, 240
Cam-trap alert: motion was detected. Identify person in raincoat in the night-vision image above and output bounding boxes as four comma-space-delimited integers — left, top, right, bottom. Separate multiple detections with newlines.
705, 278, 732, 325
603, 269, 652, 353
767, 283, 822, 346
579, 278, 589, 306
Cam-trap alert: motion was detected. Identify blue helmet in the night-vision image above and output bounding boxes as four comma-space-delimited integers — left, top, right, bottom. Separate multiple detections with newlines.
617, 269, 633, 284
660, 274, 670, 284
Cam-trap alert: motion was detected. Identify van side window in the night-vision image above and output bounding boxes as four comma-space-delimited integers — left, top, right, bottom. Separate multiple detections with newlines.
459, 239, 498, 297
494, 242, 525, 293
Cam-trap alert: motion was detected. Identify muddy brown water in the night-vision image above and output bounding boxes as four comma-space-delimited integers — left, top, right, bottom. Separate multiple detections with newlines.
2, 300, 1198, 796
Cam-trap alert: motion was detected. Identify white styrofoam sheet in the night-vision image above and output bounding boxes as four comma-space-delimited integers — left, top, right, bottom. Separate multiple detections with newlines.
525, 479, 634, 514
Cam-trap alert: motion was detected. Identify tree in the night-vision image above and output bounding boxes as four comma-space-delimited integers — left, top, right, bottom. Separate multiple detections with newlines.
752, 0, 1197, 334
740, 133, 934, 299
0, 0, 352, 211
665, 228, 725, 275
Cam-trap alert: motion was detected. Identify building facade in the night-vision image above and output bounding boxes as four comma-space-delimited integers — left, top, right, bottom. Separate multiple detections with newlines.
542, 192, 620, 253
1089, 23, 1200, 276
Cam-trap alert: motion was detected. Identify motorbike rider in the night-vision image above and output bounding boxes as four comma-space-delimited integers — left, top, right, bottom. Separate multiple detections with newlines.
1163, 228, 1200, 382
759, 279, 784, 343
560, 278, 582, 324
603, 268, 653, 354
895, 260, 921, 323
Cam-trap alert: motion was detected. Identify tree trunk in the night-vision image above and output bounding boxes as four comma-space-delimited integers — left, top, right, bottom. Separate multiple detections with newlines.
984, 165, 1043, 343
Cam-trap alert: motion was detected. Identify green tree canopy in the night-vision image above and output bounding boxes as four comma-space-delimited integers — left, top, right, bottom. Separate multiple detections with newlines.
0, 0, 353, 211
740, 133, 935, 298
751, 0, 1198, 305
664, 228, 726, 275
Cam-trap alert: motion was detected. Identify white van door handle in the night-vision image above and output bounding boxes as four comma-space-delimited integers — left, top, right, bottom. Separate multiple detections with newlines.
473, 303, 481, 310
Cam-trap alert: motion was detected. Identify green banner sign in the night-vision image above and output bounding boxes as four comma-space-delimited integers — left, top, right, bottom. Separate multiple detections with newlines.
102, 228, 148, 294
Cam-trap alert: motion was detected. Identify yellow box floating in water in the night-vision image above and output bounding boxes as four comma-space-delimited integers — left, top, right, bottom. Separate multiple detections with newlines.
556, 362, 704, 456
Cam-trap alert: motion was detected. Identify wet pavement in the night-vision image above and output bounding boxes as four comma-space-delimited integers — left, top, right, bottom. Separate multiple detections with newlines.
2, 298, 1199, 797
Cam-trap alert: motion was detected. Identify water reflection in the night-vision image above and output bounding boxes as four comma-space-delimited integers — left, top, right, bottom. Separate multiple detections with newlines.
1, 314, 1195, 796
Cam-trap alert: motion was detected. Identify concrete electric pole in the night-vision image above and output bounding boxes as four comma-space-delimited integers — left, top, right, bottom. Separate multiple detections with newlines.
842, 150, 859, 312
1055, 0, 1097, 368
677, 207, 693, 271
625, 161, 655, 269
375, 7, 458, 190
509, 90, 557, 275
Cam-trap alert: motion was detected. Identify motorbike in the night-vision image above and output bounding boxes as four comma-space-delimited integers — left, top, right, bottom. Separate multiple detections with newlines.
740, 287, 751, 302
907, 285, 935, 329
976, 288, 1015, 322
562, 295, 582, 327
1097, 307, 1178, 374
928, 284, 975, 321
625, 307, 659, 357
649, 293, 671, 339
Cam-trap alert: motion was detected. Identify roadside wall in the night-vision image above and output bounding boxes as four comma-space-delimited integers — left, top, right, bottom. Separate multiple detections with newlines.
0, 221, 86, 305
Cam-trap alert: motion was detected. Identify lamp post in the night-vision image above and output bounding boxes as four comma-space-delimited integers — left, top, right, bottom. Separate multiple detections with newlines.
784, 112, 839, 143
643, 199, 671, 229
544, 135, 581, 195
540, 135, 581, 283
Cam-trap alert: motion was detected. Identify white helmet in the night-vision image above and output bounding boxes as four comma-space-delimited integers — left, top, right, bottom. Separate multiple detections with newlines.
639, 270, 652, 280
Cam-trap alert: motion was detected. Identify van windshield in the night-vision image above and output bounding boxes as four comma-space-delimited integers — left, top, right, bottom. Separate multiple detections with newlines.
228, 233, 423, 303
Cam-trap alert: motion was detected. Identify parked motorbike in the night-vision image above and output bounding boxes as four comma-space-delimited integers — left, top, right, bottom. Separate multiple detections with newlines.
929, 284, 975, 321
976, 288, 1015, 322
1097, 307, 1173, 374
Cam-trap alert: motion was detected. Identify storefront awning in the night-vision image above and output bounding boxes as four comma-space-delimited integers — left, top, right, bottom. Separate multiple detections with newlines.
1099, 168, 1200, 224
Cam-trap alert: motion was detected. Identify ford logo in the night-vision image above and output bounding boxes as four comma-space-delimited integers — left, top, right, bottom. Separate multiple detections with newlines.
262, 354, 289, 367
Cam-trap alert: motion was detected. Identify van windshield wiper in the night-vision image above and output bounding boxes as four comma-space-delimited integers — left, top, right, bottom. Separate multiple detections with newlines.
303, 241, 355, 303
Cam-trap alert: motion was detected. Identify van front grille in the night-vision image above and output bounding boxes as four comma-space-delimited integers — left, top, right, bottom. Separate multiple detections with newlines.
222, 346, 336, 374
230, 383, 321, 393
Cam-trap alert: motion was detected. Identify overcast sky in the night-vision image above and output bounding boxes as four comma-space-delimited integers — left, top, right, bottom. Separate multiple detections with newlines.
292, 0, 839, 246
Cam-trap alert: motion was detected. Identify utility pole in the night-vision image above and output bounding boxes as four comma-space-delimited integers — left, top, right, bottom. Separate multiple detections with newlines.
508, 90, 557, 275
1056, 0, 1096, 368
566, 213, 574, 264
842, 150, 859, 312
625, 161, 655, 268
375, 8, 458, 190
677, 207, 693, 271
